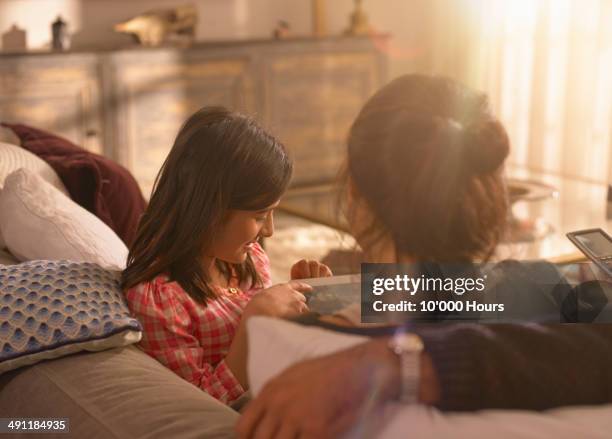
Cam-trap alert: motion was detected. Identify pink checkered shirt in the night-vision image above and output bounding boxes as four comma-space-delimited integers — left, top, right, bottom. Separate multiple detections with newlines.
125, 242, 271, 405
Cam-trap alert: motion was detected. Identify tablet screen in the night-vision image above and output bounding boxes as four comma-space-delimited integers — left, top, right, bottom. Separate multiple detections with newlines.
575, 231, 612, 258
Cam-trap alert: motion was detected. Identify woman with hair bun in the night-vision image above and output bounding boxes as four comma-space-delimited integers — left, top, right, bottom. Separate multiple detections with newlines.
343, 74, 510, 264
237, 75, 612, 438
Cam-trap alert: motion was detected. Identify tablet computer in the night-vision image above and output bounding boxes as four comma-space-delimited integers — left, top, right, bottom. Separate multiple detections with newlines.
567, 228, 612, 277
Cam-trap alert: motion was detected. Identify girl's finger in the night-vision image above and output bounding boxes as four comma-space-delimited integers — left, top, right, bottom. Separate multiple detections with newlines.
322, 265, 333, 277
294, 292, 307, 303
290, 300, 308, 313
308, 260, 320, 277
291, 260, 309, 279
288, 281, 313, 293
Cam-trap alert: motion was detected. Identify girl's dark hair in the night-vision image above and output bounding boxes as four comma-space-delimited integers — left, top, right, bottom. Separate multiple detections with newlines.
343, 74, 510, 262
121, 107, 292, 303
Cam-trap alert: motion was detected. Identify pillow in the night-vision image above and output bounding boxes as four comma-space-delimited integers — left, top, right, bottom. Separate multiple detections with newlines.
1, 123, 147, 246
0, 141, 70, 250
0, 169, 128, 270
247, 317, 612, 439
0, 141, 68, 193
0, 260, 141, 374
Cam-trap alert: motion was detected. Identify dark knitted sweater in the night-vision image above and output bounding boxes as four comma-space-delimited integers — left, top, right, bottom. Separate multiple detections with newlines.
418, 323, 612, 411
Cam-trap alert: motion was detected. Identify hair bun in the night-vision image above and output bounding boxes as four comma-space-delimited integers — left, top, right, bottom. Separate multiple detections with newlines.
462, 119, 510, 175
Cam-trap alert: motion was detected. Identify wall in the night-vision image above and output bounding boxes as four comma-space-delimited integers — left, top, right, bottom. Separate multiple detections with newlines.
0, 0, 434, 78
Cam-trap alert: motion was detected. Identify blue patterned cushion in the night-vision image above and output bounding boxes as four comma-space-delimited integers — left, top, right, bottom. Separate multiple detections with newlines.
0, 260, 142, 373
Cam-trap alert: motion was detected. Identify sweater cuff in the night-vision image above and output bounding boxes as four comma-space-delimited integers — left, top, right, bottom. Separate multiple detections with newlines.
416, 325, 483, 411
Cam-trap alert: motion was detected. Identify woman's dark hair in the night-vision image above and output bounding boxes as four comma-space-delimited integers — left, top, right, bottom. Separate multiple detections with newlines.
121, 107, 292, 303
343, 74, 510, 262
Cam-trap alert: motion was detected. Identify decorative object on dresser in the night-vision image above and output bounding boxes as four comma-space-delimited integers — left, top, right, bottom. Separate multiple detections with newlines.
1, 24, 27, 52
51, 16, 70, 51
345, 0, 371, 36
273, 21, 291, 40
114, 4, 197, 47
311, 0, 327, 37
1, 123, 147, 246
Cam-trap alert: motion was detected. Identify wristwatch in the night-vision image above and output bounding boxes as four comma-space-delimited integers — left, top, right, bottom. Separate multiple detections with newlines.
388, 332, 424, 404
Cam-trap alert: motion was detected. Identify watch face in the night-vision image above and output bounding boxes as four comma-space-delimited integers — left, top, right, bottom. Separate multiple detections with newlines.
392, 333, 424, 353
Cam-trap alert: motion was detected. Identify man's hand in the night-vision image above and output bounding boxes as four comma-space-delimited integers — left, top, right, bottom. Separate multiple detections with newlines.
236, 339, 399, 439
290, 259, 333, 280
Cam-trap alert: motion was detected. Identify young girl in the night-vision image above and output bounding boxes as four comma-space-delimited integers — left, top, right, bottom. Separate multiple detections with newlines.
122, 107, 331, 406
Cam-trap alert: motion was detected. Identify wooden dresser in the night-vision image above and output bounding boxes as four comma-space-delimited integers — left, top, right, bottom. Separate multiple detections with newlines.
0, 37, 388, 197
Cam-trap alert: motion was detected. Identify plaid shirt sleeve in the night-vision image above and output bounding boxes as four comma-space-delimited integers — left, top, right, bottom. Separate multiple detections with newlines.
126, 281, 245, 405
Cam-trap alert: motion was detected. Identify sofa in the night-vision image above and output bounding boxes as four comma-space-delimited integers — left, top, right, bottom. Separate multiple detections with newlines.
0, 346, 238, 438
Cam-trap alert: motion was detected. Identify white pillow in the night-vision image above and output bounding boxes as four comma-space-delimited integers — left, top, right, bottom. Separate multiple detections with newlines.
0, 141, 69, 250
247, 317, 612, 439
0, 141, 68, 193
0, 169, 128, 269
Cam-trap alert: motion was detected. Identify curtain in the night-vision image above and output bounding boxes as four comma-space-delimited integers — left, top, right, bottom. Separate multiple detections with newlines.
427, 0, 612, 184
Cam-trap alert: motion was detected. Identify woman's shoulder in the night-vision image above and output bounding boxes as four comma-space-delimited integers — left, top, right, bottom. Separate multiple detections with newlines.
489, 259, 566, 283
485, 259, 572, 314
483, 259, 571, 295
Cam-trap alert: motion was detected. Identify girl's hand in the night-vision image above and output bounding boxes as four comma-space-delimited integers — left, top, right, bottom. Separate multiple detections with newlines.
291, 259, 333, 280
243, 281, 313, 320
